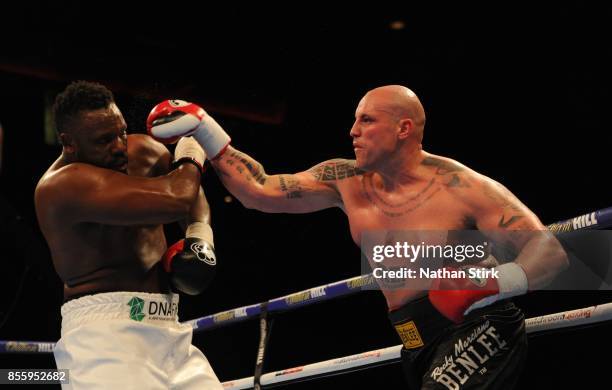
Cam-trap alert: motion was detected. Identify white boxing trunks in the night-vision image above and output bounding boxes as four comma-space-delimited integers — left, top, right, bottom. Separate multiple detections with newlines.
54, 292, 222, 389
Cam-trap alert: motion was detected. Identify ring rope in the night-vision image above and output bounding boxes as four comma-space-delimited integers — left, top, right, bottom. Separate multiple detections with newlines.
1, 206, 611, 352
188, 205, 612, 332
2, 206, 611, 389
221, 302, 612, 389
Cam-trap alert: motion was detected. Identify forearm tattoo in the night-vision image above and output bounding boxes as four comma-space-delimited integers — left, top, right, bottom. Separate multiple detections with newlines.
216, 150, 267, 185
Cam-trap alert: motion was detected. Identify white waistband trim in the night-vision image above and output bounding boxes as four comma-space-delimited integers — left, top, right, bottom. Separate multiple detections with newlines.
61, 291, 180, 332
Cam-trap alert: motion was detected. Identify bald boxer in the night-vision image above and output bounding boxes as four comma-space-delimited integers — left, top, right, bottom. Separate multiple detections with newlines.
149, 85, 568, 389
35, 81, 222, 389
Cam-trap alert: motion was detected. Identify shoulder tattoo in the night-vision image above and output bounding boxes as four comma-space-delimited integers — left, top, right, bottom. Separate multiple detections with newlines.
421, 157, 470, 188
308, 159, 364, 182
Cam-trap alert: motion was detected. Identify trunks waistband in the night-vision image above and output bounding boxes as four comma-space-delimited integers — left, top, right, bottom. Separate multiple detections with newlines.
388, 296, 453, 350
388, 296, 515, 350
60, 291, 180, 333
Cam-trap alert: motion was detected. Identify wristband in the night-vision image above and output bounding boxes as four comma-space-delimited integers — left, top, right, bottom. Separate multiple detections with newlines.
172, 157, 204, 174
193, 114, 231, 160
186, 222, 214, 245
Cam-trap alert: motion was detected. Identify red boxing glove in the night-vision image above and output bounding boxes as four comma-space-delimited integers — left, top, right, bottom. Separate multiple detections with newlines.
429, 263, 528, 323
147, 99, 231, 159
146, 100, 206, 144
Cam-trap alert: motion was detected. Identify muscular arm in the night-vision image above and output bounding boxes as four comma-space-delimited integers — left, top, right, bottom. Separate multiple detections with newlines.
467, 176, 569, 289
134, 134, 211, 230
210, 146, 361, 213
139, 135, 211, 230
36, 163, 201, 226
186, 187, 210, 225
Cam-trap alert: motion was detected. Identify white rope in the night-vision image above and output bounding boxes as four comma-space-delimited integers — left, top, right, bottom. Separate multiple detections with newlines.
222, 302, 612, 389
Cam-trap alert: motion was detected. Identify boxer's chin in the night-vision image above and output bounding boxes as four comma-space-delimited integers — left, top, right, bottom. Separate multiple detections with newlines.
354, 156, 371, 172
111, 161, 128, 173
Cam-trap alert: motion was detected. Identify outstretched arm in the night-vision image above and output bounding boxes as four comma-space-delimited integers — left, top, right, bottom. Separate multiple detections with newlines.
211, 146, 360, 213
145, 100, 360, 214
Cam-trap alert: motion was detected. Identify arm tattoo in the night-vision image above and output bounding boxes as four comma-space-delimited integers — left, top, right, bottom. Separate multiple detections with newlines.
222, 150, 267, 185
498, 214, 523, 228
504, 221, 535, 244
308, 159, 364, 182
492, 220, 536, 261
483, 181, 527, 230
278, 175, 303, 199
483, 182, 521, 211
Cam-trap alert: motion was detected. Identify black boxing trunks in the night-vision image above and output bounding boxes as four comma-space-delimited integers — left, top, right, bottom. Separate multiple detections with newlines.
389, 296, 527, 389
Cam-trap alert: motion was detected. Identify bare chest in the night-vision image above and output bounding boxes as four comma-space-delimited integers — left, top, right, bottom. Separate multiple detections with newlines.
341, 176, 473, 246
55, 223, 165, 278
76, 223, 161, 256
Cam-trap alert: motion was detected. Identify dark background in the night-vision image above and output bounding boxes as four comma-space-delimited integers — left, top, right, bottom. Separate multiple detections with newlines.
0, 2, 611, 388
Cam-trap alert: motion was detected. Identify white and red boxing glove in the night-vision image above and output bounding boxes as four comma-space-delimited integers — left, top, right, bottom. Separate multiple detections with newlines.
428, 263, 528, 323
146, 99, 231, 159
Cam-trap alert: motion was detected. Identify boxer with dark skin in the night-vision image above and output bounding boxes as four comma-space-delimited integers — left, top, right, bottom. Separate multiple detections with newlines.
35, 86, 206, 301
34, 81, 223, 389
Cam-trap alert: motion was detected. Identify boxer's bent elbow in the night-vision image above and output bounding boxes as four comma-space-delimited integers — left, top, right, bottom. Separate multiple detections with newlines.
168, 183, 201, 217
162, 166, 202, 216
550, 238, 570, 273
538, 235, 570, 287
541, 231, 570, 271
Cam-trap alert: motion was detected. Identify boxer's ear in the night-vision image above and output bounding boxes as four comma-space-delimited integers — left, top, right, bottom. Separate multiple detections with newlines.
59, 132, 75, 154
397, 118, 414, 140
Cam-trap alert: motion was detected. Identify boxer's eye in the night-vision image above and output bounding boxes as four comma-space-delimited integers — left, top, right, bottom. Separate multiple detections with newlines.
97, 135, 113, 145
